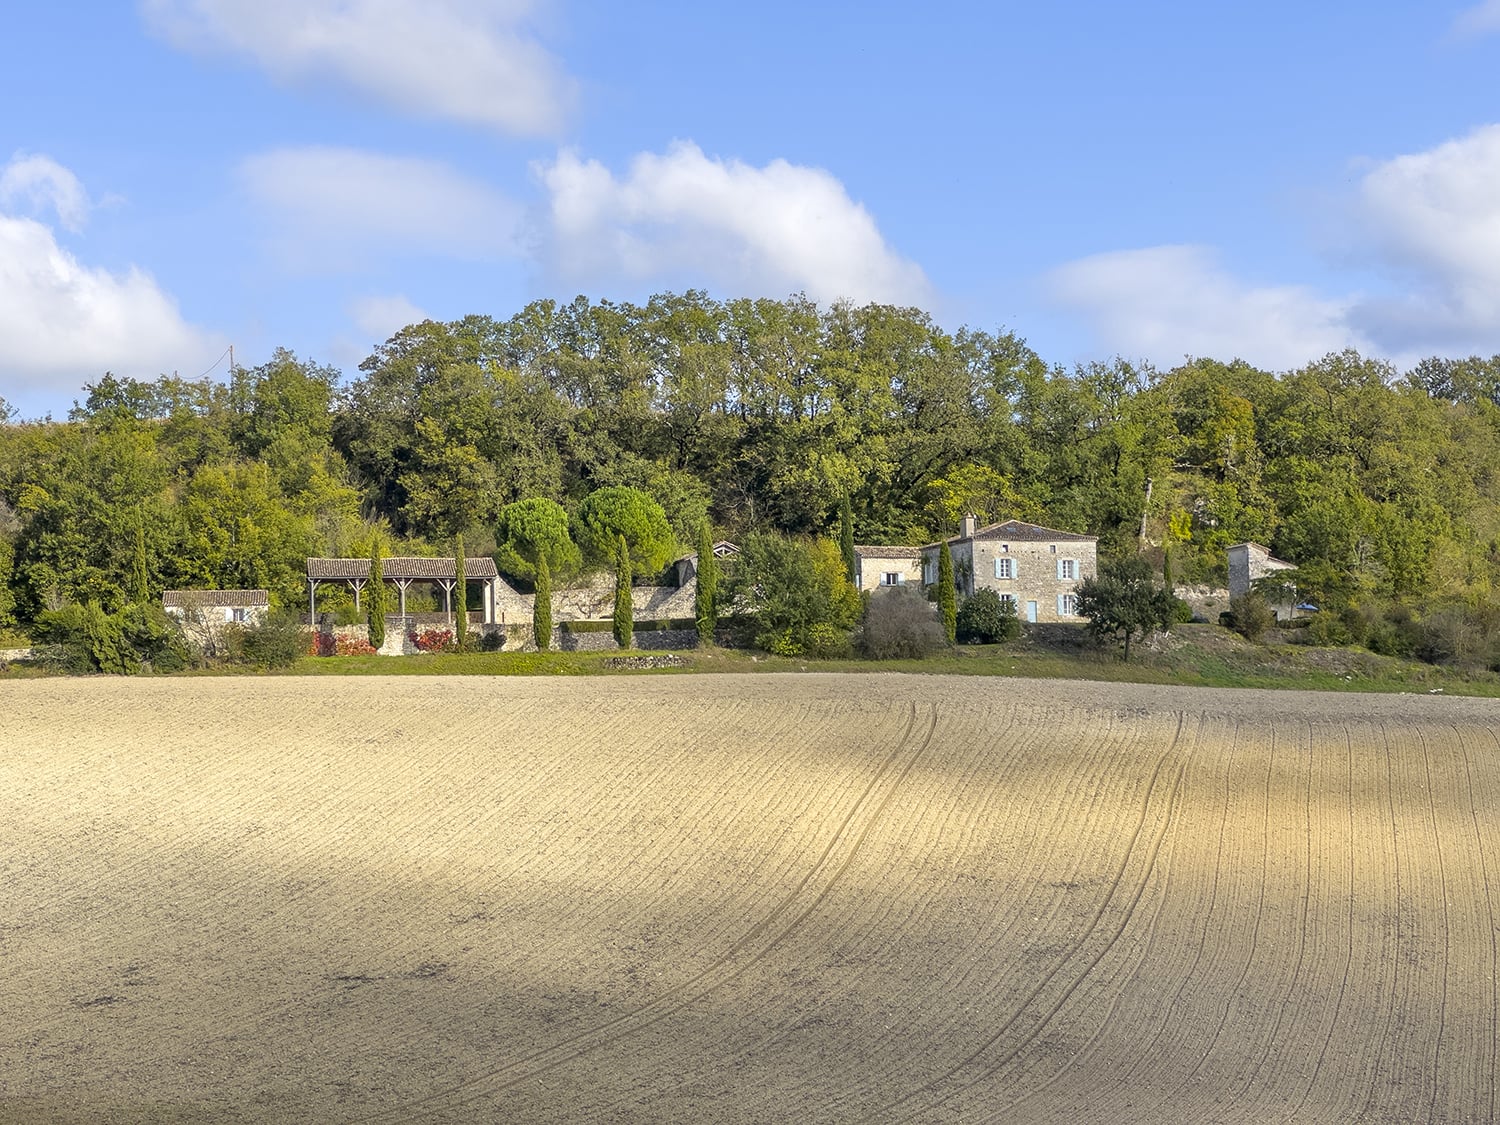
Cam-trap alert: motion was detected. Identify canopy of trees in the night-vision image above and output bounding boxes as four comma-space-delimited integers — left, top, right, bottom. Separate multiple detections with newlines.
2, 293, 1499, 656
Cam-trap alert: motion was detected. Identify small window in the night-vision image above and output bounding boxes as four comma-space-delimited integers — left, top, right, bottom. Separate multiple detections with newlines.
881, 572, 902, 586
1057, 559, 1077, 581
999, 593, 1017, 609
231, 607, 248, 623
1058, 593, 1078, 617
1050, 544, 1057, 553
994, 557, 1015, 580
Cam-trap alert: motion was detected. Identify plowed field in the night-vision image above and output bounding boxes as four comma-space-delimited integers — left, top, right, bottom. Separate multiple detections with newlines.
2, 675, 1497, 1123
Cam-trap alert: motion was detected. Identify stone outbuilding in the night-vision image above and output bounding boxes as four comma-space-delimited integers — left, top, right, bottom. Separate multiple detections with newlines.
163, 589, 270, 625
306, 556, 506, 623
920, 516, 1098, 623
1226, 542, 1298, 620
852, 545, 924, 591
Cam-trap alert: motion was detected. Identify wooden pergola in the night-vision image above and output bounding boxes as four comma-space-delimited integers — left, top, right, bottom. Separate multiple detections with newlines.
306, 557, 503, 623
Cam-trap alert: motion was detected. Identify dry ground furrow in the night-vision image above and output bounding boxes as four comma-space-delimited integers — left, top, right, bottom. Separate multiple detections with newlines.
357, 703, 940, 1123
985, 713, 1244, 1122
6, 677, 1500, 1125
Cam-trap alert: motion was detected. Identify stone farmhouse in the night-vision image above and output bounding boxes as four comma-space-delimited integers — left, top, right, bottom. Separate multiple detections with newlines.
852, 545, 924, 591
1227, 542, 1298, 620
919, 516, 1098, 623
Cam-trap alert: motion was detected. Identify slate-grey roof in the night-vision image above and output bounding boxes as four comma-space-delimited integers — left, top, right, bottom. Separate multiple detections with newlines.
163, 589, 269, 608
307, 557, 500, 580
924, 519, 1096, 548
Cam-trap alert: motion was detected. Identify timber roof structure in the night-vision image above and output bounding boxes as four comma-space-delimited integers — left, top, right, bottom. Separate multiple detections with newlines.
306, 557, 500, 581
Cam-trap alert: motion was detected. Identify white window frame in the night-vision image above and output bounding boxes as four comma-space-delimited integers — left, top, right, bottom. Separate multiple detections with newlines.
1057, 558, 1077, 581
1058, 593, 1078, 617
999, 592, 1017, 610
994, 557, 1015, 580
881, 571, 903, 587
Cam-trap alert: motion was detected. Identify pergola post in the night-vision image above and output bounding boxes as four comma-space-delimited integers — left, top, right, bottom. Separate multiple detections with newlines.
351, 578, 364, 611
308, 579, 316, 623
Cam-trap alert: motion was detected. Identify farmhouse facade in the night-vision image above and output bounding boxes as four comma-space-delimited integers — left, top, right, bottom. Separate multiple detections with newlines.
920, 516, 1098, 623
1227, 542, 1298, 620
163, 589, 269, 625
853, 545, 924, 591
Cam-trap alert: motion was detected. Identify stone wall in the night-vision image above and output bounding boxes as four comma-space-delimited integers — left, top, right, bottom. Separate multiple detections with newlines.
492, 577, 697, 627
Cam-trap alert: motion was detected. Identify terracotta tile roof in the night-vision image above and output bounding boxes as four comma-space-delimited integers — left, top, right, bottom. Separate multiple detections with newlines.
854, 544, 923, 559
923, 519, 1096, 548
163, 589, 269, 608
306, 557, 500, 580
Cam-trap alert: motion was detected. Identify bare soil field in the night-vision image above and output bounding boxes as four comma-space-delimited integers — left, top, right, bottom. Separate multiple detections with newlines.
2, 674, 1497, 1123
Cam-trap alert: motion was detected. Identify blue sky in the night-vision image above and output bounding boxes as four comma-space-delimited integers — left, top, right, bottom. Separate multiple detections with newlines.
4, 1, 1500, 417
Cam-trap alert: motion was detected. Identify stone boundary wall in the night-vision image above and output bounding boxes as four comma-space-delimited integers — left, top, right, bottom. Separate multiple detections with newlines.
493, 579, 696, 627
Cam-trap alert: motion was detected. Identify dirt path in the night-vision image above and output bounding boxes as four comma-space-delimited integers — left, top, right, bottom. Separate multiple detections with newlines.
2, 675, 1496, 1122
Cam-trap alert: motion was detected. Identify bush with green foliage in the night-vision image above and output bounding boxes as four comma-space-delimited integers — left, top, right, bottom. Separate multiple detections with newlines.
32, 602, 187, 674
955, 589, 1021, 644
240, 610, 307, 669
494, 498, 580, 581
861, 586, 948, 659
734, 533, 860, 657
1228, 592, 1276, 642
576, 486, 675, 574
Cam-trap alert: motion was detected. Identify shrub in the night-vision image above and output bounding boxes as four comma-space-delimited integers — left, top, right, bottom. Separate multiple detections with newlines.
478, 630, 505, 652
955, 589, 1020, 645
242, 611, 306, 669
861, 587, 947, 659
408, 627, 455, 653
735, 533, 859, 656
1302, 610, 1355, 647
805, 621, 854, 659
1228, 593, 1275, 642
334, 635, 377, 656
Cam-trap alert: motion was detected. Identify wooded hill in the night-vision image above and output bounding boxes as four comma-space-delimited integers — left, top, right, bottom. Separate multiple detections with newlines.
2, 291, 1499, 651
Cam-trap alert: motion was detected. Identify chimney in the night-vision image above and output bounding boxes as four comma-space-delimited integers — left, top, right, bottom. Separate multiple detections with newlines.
959, 513, 978, 540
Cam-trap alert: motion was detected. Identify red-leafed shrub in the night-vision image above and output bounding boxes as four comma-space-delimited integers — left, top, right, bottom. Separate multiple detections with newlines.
335, 635, 377, 656
408, 627, 455, 653
310, 631, 336, 657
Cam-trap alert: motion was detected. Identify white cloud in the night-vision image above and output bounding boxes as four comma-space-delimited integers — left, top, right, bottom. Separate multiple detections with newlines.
0, 215, 224, 395
141, 0, 574, 135
534, 142, 932, 308
1048, 245, 1364, 370
240, 146, 521, 267
0, 153, 91, 233
1451, 0, 1500, 38
348, 294, 430, 342
1351, 123, 1500, 347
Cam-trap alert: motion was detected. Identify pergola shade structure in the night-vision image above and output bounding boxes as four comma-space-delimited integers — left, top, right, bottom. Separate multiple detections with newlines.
306, 557, 504, 623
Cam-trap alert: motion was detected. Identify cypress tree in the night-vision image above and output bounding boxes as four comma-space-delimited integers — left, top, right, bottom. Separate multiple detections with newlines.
453, 532, 468, 651
613, 532, 634, 650
937, 539, 957, 643
368, 537, 386, 650
132, 515, 149, 605
533, 551, 552, 651
1162, 548, 1174, 595
838, 495, 856, 585
694, 523, 718, 646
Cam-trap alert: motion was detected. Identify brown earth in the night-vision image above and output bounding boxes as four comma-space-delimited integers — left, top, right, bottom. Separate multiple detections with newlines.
1, 674, 1497, 1123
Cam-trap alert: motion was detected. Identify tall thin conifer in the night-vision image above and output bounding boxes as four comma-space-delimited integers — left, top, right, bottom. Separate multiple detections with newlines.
938, 540, 957, 643
613, 533, 634, 650
368, 536, 386, 650
533, 551, 552, 651
694, 523, 719, 646
453, 532, 468, 651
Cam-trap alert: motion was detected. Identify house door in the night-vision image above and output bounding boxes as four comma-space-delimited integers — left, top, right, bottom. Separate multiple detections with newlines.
1026, 600, 1038, 623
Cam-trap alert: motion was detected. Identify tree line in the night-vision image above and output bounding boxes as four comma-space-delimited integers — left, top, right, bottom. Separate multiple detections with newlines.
2, 290, 1499, 663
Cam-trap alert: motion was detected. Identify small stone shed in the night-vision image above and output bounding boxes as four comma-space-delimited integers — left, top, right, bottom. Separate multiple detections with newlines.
163, 589, 270, 625
1227, 542, 1299, 620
